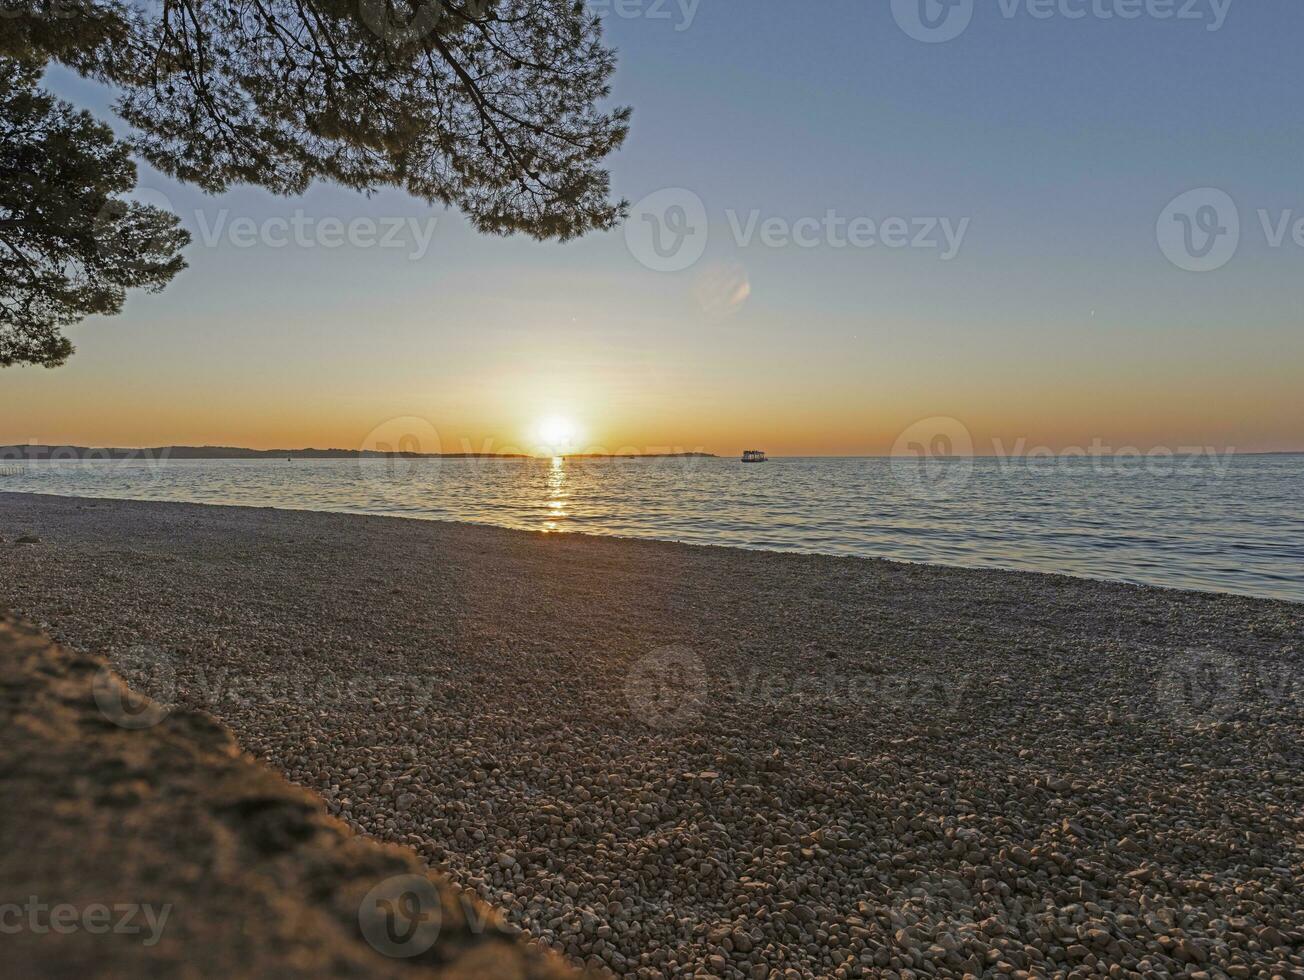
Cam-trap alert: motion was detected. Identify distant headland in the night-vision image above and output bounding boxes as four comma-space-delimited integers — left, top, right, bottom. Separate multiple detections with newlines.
0, 445, 717, 461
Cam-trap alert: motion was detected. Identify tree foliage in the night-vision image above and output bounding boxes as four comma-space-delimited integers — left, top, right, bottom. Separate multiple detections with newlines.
0, 0, 627, 366
0, 58, 189, 367
3, 0, 631, 240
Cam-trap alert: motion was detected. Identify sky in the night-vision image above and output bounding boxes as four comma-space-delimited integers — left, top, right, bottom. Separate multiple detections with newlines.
2, 0, 1302, 457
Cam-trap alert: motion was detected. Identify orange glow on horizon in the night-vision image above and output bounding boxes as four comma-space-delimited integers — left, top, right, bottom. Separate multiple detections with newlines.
3, 329, 1303, 457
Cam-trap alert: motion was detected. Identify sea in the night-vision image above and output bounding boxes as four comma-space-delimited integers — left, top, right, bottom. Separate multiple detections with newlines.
2, 453, 1301, 603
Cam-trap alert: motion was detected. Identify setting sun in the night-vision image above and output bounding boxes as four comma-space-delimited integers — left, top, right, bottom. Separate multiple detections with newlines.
532, 415, 582, 456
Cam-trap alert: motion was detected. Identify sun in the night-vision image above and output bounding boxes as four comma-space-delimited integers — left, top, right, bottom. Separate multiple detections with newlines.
533, 415, 582, 455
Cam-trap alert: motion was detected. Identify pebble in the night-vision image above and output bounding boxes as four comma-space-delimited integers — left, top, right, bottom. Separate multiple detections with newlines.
3, 495, 1302, 979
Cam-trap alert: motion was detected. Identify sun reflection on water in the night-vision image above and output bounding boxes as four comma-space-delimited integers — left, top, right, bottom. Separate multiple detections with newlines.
542, 456, 568, 532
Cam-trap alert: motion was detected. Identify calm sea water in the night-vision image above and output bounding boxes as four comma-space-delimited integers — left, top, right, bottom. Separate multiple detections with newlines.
3, 454, 1301, 602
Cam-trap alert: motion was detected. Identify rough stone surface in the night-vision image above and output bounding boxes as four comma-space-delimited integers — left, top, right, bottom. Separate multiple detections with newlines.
1, 491, 1302, 978
0, 613, 581, 979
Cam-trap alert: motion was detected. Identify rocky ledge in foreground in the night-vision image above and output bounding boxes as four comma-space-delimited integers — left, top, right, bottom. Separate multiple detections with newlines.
0, 615, 582, 979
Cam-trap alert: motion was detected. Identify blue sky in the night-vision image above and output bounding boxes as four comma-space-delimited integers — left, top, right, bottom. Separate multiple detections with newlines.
4, 0, 1301, 454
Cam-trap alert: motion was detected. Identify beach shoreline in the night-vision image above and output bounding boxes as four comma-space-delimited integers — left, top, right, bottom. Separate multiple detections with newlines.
3, 480, 1300, 606
1, 490, 1301, 977
3, 451, 1300, 604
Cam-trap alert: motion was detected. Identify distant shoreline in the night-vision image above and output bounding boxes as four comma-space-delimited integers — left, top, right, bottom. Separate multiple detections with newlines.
0, 445, 718, 461
4, 445, 1302, 462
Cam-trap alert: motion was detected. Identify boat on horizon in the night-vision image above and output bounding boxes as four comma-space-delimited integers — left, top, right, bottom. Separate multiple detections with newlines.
741, 449, 768, 463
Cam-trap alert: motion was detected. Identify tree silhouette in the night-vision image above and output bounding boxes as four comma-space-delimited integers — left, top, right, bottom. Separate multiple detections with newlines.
4, 0, 631, 240
0, 59, 189, 367
0, 1, 628, 366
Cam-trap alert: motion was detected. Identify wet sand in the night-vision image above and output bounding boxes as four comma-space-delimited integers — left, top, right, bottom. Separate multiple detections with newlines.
1, 491, 1301, 978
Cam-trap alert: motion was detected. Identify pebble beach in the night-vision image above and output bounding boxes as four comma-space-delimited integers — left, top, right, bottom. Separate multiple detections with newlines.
1, 491, 1301, 978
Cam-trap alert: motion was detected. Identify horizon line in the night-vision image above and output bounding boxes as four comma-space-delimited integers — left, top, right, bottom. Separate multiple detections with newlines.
4, 443, 1304, 460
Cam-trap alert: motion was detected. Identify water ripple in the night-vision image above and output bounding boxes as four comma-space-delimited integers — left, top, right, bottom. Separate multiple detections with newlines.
3, 455, 1302, 602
